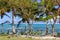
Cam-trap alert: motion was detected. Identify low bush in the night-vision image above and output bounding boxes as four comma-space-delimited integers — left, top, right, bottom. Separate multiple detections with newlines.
57, 32, 60, 37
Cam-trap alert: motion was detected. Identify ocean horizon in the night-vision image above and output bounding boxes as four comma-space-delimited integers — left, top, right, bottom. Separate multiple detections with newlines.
0, 24, 60, 34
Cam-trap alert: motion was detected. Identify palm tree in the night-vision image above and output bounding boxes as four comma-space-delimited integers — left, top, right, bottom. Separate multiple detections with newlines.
0, 0, 19, 35
40, 0, 58, 36
16, 0, 39, 35
7, 0, 20, 35
50, 0, 60, 36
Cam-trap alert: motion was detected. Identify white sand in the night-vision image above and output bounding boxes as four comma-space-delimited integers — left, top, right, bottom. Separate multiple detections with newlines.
20, 35, 60, 40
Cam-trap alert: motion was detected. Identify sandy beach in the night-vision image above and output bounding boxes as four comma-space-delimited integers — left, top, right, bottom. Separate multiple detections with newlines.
20, 35, 60, 40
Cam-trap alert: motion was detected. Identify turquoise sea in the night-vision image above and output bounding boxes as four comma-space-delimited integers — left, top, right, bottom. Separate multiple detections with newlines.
0, 24, 60, 34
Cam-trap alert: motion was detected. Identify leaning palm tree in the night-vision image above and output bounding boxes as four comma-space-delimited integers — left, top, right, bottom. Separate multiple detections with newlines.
16, 0, 38, 34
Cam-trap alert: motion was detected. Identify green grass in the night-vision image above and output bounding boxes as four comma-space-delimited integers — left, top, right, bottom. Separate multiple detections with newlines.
0, 36, 37, 40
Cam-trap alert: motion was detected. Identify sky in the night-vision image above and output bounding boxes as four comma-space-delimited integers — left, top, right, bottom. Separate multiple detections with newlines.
0, 0, 60, 24
0, 11, 59, 24
0, 11, 49, 24
0, 12, 22, 24
0, 12, 46, 24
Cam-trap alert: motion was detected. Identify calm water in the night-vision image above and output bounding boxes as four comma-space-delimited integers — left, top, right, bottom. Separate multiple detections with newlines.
0, 24, 60, 34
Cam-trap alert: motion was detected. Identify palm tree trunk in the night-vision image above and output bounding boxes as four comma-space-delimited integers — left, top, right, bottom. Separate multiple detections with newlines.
24, 21, 27, 35
51, 17, 57, 36
12, 7, 16, 35
52, 24, 54, 36
32, 20, 34, 24
46, 20, 48, 35
28, 22, 31, 35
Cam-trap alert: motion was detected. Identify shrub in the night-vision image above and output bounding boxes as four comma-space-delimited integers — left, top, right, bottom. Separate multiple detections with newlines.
57, 32, 60, 37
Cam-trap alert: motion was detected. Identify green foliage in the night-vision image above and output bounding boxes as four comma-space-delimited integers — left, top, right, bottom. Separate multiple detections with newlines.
43, 15, 53, 21
57, 32, 60, 37
0, 0, 10, 18
38, 0, 59, 22
15, 0, 40, 26
0, 32, 8, 36
29, 31, 42, 35
20, 32, 24, 35
0, 0, 60, 36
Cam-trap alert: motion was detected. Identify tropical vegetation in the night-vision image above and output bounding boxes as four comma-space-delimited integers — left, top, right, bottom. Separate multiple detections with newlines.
0, 0, 60, 37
